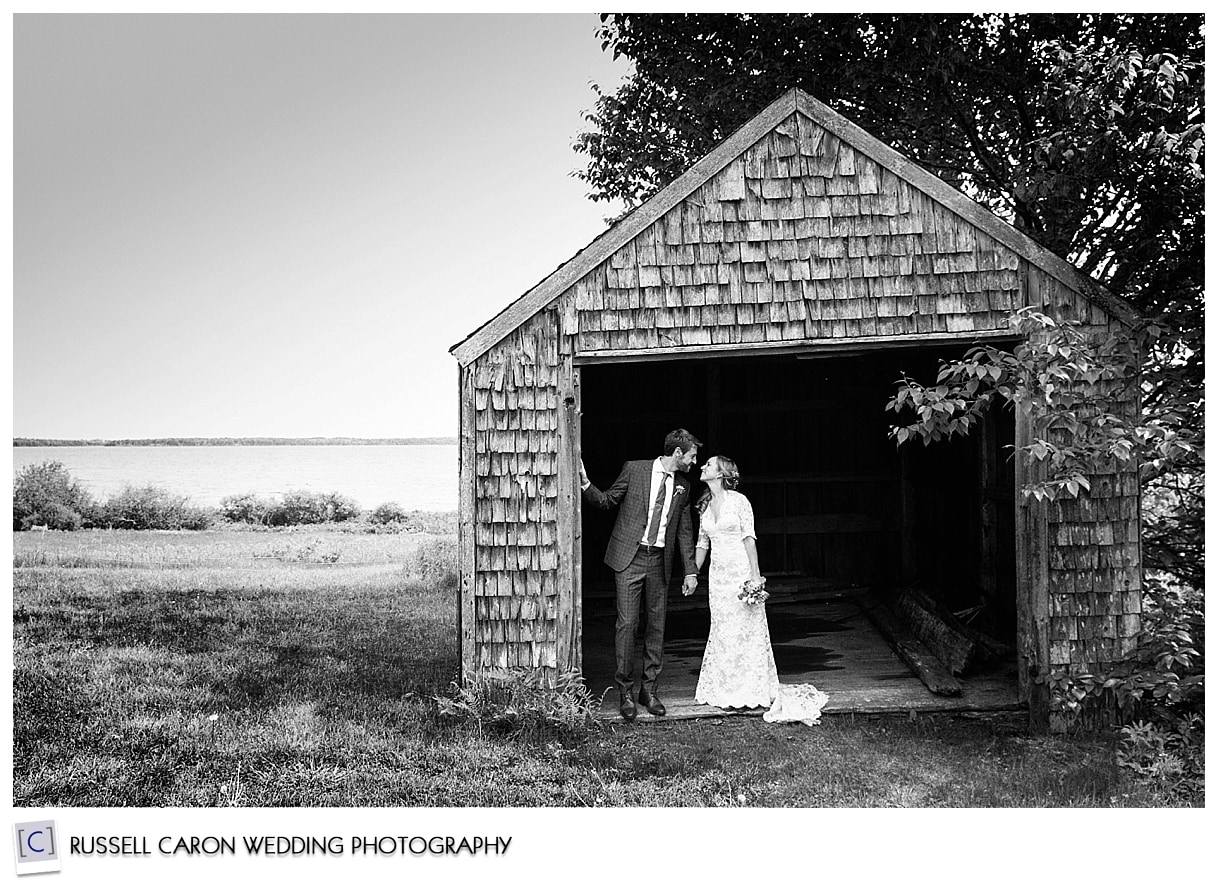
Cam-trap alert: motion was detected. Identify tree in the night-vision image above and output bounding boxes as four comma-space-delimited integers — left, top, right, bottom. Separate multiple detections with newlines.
577, 13, 1203, 591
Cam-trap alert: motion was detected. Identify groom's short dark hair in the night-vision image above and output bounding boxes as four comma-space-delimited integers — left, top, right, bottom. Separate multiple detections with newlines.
663, 428, 702, 456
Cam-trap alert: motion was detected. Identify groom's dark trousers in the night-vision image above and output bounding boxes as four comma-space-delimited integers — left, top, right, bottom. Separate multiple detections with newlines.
583, 460, 696, 694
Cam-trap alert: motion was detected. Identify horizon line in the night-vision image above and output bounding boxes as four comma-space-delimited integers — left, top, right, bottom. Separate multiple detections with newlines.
14, 436, 458, 446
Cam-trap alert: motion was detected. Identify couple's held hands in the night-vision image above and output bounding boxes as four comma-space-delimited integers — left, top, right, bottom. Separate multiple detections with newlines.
682, 574, 698, 596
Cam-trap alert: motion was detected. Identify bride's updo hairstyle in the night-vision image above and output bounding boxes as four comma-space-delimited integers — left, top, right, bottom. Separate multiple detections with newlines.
716, 455, 741, 491
697, 455, 741, 513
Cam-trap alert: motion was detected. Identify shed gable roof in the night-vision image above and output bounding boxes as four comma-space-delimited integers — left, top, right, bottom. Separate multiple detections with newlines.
451, 88, 1136, 367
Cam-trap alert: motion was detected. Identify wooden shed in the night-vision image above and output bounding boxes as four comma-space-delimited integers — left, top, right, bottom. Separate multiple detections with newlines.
449, 88, 1142, 721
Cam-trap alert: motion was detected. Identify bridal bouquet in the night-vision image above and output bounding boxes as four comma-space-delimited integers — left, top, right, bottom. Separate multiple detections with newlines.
738, 578, 769, 606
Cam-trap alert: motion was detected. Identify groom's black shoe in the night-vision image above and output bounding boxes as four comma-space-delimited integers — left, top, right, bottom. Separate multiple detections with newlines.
619, 690, 637, 722
637, 688, 666, 716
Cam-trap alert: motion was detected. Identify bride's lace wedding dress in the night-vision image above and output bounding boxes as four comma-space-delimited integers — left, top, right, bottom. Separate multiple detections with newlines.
694, 490, 829, 726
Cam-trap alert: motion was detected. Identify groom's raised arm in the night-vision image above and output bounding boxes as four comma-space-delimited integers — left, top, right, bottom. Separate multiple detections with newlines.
582, 461, 630, 511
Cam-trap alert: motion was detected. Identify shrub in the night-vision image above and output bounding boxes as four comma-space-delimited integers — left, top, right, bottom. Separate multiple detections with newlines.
265, 491, 326, 526
1117, 715, 1204, 801
1046, 575, 1204, 737
370, 502, 407, 524
30, 501, 84, 532
12, 460, 96, 530
366, 509, 458, 534
180, 506, 214, 531
98, 485, 213, 530
219, 493, 271, 525
264, 490, 362, 527
328, 493, 361, 523
432, 669, 601, 741
404, 536, 458, 590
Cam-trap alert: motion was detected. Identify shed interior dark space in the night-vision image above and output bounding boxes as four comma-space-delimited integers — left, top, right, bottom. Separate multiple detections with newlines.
577, 347, 1017, 708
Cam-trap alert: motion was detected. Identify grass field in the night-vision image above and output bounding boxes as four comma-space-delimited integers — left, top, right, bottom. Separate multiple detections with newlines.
12, 526, 1198, 807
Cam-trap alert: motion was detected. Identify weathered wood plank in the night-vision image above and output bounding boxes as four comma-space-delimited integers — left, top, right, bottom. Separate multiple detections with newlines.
458, 364, 478, 683
555, 335, 575, 675
571, 329, 1021, 364
585, 596, 1019, 721
897, 589, 977, 675
1015, 401, 1051, 709
572, 365, 584, 674
864, 603, 963, 696
906, 584, 1012, 662
598, 682, 1020, 721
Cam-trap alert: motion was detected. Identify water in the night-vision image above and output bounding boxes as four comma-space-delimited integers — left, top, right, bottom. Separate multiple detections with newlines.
11, 445, 459, 512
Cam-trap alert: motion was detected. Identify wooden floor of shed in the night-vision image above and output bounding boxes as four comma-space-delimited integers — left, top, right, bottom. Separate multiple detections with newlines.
583, 592, 1021, 722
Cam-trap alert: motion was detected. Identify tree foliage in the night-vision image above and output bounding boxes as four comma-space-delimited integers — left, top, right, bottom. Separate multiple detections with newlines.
577, 13, 1203, 590
886, 308, 1195, 503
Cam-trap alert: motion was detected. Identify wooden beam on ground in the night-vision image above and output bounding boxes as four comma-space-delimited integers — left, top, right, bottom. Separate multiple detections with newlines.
905, 584, 1011, 662
863, 602, 963, 696
897, 589, 976, 675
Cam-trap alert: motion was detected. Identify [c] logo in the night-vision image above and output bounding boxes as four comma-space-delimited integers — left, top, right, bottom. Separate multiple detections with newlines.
12, 820, 61, 876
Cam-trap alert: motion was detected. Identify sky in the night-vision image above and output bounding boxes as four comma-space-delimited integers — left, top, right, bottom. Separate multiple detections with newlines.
13, 13, 630, 439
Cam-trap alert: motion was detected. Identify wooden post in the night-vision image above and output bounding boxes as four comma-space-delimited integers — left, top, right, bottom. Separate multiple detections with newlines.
458, 364, 478, 683
573, 365, 584, 674
1014, 401, 1050, 727
555, 336, 576, 676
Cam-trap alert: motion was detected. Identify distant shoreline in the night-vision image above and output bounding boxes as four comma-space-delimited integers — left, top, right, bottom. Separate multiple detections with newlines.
14, 437, 457, 447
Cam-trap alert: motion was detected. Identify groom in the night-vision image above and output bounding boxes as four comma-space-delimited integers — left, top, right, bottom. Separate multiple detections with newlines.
580, 428, 701, 720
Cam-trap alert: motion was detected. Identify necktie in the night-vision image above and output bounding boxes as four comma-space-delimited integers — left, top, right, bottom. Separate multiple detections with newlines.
645, 473, 669, 546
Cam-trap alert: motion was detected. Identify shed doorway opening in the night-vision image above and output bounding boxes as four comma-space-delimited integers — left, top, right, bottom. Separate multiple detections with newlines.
577, 346, 1018, 716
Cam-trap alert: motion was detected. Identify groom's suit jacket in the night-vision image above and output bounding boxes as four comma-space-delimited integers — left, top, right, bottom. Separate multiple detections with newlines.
583, 460, 698, 586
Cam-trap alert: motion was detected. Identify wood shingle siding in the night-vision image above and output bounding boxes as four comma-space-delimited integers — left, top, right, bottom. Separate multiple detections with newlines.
556, 124, 1033, 353
461, 314, 564, 673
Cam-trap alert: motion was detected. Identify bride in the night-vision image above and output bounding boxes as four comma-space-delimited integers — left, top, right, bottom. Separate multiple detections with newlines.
684, 455, 829, 726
